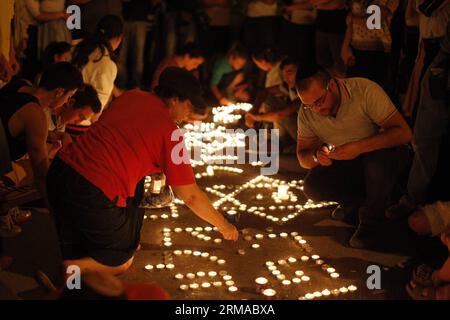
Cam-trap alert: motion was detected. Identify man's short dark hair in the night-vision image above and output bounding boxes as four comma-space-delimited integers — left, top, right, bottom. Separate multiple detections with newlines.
39, 62, 84, 92
72, 84, 102, 113
227, 43, 248, 60
176, 42, 205, 58
295, 64, 331, 92
154, 85, 189, 102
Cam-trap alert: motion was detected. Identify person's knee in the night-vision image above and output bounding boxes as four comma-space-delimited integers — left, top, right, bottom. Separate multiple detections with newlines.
408, 212, 431, 235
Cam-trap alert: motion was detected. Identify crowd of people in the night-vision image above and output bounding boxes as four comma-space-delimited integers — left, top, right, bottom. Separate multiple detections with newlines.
0, 0, 449, 300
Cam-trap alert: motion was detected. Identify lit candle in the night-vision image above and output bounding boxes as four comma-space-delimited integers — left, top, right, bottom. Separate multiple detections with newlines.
326, 267, 336, 274
201, 282, 211, 288
228, 286, 238, 293
206, 165, 214, 176
322, 289, 331, 297
190, 283, 200, 290
193, 251, 202, 257
255, 234, 264, 240
201, 252, 210, 258
209, 256, 218, 262
277, 260, 287, 266
186, 273, 195, 280
305, 293, 315, 300
225, 280, 235, 286
217, 259, 226, 265
339, 287, 349, 294
267, 266, 277, 271
300, 256, 309, 262
144, 264, 154, 271
277, 185, 290, 200
282, 280, 291, 286
256, 194, 263, 200
166, 264, 175, 270
262, 289, 276, 300
226, 210, 239, 223
184, 250, 192, 255
196, 271, 206, 277
288, 257, 297, 264
175, 273, 184, 280
348, 285, 357, 292
179, 284, 189, 291
214, 238, 222, 244
251, 244, 260, 249
213, 281, 222, 287
295, 270, 304, 277
255, 277, 268, 293
208, 271, 217, 277
292, 278, 301, 284
156, 264, 165, 270
277, 275, 286, 281
301, 275, 310, 282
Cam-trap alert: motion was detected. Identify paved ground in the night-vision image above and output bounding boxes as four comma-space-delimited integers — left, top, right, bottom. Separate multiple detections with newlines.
0, 155, 418, 300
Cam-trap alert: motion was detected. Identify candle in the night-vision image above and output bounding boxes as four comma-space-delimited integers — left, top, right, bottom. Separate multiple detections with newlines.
208, 271, 217, 277
339, 287, 349, 294
277, 260, 287, 266
184, 250, 192, 255
277, 185, 290, 200
292, 278, 301, 284
225, 280, 235, 286
272, 270, 281, 276
251, 244, 260, 249
193, 251, 202, 257
201, 282, 211, 288
186, 273, 195, 279
179, 284, 189, 291
175, 273, 184, 280
313, 291, 322, 298
280, 232, 288, 238
201, 252, 210, 258
255, 277, 268, 293
288, 257, 297, 264
144, 264, 154, 271
326, 268, 336, 273
267, 266, 277, 271
255, 234, 264, 240
166, 263, 175, 270
322, 289, 331, 297
282, 279, 291, 286
301, 275, 310, 282
348, 285, 357, 292
295, 270, 304, 277
277, 274, 286, 281
311, 255, 320, 260
223, 275, 232, 281
213, 281, 222, 287
156, 264, 165, 270
300, 256, 309, 262
305, 293, 315, 300
189, 283, 200, 290
265, 261, 275, 267
214, 238, 222, 244
262, 289, 276, 300
209, 256, 218, 262
206, 165, 214, 176
217, 259, 226, 265
226, 210, 239, 223
196, 271, 206, 277
228, 286, 238, 293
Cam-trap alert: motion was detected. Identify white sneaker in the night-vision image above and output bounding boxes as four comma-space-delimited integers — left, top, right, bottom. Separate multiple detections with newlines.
0, 213, 22, 238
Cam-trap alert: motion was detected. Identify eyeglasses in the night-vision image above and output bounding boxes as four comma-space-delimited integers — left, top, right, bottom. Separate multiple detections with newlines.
302, 81, 330, 110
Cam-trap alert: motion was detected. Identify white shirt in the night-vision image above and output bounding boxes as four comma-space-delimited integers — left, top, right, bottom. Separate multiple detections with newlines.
79, 47, 117, 126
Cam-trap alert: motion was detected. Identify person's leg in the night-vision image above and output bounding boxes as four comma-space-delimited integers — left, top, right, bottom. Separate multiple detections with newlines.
129, 21, 148, 89
117, 22, 131, 89
315, 31, 333, 70
350, 147, 408, 248
303, 158, 365, 205
327, 32, 346, 76
407, 53, 449, 206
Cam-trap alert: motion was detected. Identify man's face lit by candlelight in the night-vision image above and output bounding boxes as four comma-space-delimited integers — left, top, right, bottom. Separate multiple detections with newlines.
169, 98, 194, 123
296, 79, 339, 117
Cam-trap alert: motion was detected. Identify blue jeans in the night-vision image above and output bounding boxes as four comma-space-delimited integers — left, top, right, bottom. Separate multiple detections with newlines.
406, 50, 450, 206
118, 21, 149, 89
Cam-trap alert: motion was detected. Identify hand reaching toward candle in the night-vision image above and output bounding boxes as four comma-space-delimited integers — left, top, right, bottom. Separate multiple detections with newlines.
327, 142, 362, 160
316, 147, 333, 166
217, 222, 239, 241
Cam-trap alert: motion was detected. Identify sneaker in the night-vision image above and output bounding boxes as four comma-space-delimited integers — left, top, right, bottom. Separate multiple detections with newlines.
385, 199, 417, 220
8, 207, 32, 224
348, 224, 379, 249
0, 213, 21, 238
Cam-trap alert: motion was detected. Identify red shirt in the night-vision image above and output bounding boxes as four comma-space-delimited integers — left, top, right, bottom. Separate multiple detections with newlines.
59, 90, 195, 207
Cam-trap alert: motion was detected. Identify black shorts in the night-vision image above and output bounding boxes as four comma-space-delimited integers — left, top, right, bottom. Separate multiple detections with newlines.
47, 157, 145, 267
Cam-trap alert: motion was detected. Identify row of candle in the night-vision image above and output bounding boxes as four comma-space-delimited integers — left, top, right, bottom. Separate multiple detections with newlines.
211, 102, 252, 124
299, 285, 358, 300
194, 165, 243, 180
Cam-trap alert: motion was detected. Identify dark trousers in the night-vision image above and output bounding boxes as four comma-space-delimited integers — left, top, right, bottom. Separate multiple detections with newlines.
303, 147, 410, 226
279, 20, 316, 66
241, 16, 280, 52
348, 49, 389, 88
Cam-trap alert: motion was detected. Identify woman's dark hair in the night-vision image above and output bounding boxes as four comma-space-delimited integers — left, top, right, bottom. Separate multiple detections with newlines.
72, 15, 124, 69
39, 62, 84, 92
42, 41, 72, 69
227, 43, 248, 60
72, 84, 102, 113
154, 85, 188, 102
176, 42, 205, 58
252, 48, 282, 65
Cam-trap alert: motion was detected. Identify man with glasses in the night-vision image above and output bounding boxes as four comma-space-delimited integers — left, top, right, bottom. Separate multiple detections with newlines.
295, 64, 412, 249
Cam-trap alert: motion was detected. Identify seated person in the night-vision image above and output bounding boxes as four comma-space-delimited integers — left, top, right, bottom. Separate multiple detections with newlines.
151, 42, 205, 90
252, 47, 283, 91
407, 201, 450, 300
295, 64, 412, 249
245, 57, 300, 151
0, 62, 83, 200
47, 67, 239, 277
45, 84, 101, 140
210, 43, 251, 106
